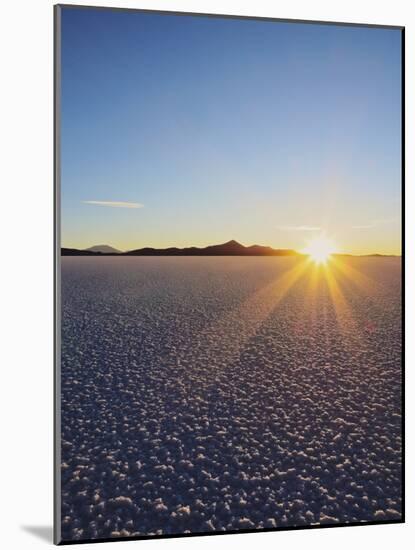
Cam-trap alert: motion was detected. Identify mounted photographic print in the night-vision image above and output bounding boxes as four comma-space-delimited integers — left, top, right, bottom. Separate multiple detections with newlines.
54, 4, 404, 544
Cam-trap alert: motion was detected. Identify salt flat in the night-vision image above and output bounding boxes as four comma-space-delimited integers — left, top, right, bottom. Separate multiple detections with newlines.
60, 256, 402, 541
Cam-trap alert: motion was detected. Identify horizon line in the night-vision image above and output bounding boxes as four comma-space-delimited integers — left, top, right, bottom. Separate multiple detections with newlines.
60, 239, 402, 257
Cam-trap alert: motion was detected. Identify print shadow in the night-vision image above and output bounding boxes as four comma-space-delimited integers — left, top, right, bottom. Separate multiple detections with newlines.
21, 525, 53, 543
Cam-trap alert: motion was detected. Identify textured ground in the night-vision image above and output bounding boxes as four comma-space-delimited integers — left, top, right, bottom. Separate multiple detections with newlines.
60, 256, 402, 541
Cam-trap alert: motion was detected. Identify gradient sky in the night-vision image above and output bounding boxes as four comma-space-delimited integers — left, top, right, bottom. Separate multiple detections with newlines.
60, 7, 402, 254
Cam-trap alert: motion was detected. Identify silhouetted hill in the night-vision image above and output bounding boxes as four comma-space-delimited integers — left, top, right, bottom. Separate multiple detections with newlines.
85, 245, 121, 254
62, 240, 300, 257
332, 253, 399, 258
124, 240, 300, 256
61, 248, 101, 256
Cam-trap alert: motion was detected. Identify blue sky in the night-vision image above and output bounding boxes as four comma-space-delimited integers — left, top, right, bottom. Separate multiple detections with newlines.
60, 7, 402, 254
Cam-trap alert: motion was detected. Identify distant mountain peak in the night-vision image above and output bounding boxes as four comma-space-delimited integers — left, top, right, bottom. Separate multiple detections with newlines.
223, 239, 243, 247
85, 244, 121, 253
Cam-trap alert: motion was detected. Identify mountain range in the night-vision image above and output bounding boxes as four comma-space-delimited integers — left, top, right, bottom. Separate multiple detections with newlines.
61, 240, 399, 257
62, 240, 300, 256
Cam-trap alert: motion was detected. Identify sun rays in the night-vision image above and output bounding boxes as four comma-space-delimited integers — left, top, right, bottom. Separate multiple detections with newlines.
321, 262, 364, 349
171, 254, 379, 398
173, 258, 311, 392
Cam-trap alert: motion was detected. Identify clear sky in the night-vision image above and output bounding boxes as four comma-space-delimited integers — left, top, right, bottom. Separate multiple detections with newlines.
60, 7, 402, 254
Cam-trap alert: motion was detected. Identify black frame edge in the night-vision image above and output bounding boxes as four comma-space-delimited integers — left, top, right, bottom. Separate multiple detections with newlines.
400, 26, 405, 524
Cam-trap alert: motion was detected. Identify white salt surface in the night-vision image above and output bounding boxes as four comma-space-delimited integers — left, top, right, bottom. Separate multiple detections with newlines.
60, 256, 402, 541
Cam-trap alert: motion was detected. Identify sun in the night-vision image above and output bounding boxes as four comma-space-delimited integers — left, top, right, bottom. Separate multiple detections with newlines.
303, 236, 337, 264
